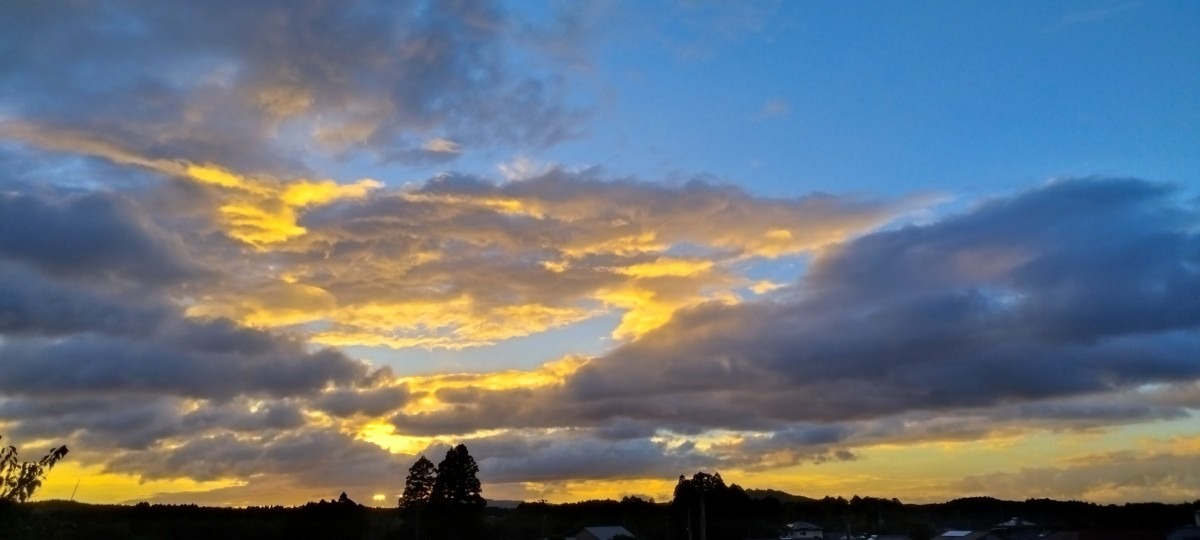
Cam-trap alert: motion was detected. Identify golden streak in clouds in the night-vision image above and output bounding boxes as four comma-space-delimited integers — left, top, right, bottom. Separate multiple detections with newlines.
324, 357, 587, 454
614, 258, 715, 278
597, 281, 740, 340
400, 355, 589, 399
400, 192, 546, 218
184, 164, 381, 247
311, 299, 597, 350
185, 280, 338, 327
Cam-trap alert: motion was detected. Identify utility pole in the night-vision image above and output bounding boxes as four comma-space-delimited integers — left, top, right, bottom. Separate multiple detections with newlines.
699, 497, 707, 540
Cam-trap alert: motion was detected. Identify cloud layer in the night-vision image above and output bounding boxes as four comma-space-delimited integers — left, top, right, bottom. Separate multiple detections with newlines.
2, 155, 1197, 504
1, 0, 584, 170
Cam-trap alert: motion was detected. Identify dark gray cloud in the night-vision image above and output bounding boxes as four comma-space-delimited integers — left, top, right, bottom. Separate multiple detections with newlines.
0, 189, 372, 400
181, 401, 308, 433
0, 395, 185, 451
0, 191, 201, 286
390, 178, 1200, 435
711, 384, 1197, 470
414, 431, 715, 484
0, 320, 369, 400
1, 394, 304, 453
105, 428, 412, 489
0, 0, 587, 169
0, 263, 171, 338
315, 386, 412, 418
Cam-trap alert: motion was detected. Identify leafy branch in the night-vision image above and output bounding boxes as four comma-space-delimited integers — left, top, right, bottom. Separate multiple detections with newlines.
1, 434, 69, 504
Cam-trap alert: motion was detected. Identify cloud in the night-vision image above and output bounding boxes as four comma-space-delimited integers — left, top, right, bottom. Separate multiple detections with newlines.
498, 155, 554, 181
756, 98, 791, 119
0, 147, 921, 494
0, 0, 589, 169
953, 445, 1200, 503
388, 178, 1200, 437
422, 138, 462, 154
0, 319, 369, 400
0, 395, 189, 451
272, 169, 922, 346
0, 189, 382, 437
4, 130, 923, 349
1044, 3, 1143, 33
105, 428, 412, 490
413, 430, 715, 484
5, 133, 1197, 500
0, 190, 201, 286
316, 386, 412, 418
0, 263, 171, 338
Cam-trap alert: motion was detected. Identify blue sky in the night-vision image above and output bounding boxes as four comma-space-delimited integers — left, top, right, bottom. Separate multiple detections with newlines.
374, 1, 1200, 199
1, 1, 1199, 506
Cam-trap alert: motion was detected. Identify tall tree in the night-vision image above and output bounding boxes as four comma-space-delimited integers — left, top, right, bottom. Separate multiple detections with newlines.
672, 471, 755, 540
430, 444, 484, 510
400, 456, 436, 509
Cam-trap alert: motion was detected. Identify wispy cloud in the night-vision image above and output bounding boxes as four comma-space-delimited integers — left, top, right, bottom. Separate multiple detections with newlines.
756, 98, 791, 120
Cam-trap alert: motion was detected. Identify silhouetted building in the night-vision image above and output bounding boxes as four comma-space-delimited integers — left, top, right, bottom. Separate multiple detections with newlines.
780, 521, 824, 539
988, 517, 1045, 540
576, 525, 636, 540
932, 532, 1003, 540
932, 516, 1048, 540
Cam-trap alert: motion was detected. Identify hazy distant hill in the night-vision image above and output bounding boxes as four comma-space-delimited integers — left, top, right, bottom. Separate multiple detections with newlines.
744, 488, 817, 503
486, 499, 523, 509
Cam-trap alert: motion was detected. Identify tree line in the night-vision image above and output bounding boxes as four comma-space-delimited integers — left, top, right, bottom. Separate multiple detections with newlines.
4, 435, 1199, 540
398, 443, 486, 539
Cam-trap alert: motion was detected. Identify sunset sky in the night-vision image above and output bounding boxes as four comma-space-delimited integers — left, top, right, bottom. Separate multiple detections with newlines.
2, 1, 1199, 507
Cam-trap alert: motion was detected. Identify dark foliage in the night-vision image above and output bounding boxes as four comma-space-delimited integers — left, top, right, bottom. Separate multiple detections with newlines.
396, 444, 486, 539
1, 434, 69, 505
430, 444, 484, 510
670, 471, 784, 539
400, 455, 435, 510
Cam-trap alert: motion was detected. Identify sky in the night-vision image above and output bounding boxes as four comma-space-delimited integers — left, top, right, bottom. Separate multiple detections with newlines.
1, 1, 1198, 507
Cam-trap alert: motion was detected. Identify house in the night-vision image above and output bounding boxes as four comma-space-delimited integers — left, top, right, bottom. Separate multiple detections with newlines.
575, 525, 636, 540
780, 521, 824, 539
988, 517, 1045, 540
931, 531, 1003, 540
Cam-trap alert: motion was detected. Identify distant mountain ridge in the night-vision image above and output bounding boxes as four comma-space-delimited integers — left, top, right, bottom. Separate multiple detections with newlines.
745, 488, 817, 503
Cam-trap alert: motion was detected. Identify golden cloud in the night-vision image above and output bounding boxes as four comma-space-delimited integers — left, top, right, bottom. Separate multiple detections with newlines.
184, 164, 381, 246
0, 124, 922, 349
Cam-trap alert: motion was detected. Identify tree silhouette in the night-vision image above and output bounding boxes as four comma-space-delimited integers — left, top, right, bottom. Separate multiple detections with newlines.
401, 455, 437, 540
672, 471, 760, 540
401, 456, 436, 509
1, 434, 68, 504
425, 444, 485, 539
430, 444, 484, 510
